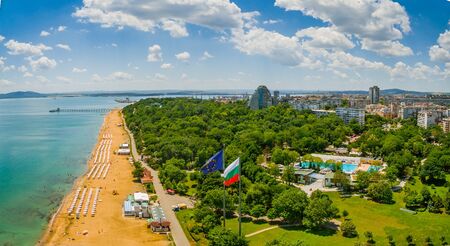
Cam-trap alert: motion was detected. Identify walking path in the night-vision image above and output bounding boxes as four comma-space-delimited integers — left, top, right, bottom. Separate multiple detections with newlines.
245, 224, 299, 238
123, 114, 191, 246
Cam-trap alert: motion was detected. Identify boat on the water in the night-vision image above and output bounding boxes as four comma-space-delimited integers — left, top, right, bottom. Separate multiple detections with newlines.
114, 97, 136, 103
49, 108, 60, 113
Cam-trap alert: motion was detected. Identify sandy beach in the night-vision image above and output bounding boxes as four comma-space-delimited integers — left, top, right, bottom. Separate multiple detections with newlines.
38, 110, 170, 246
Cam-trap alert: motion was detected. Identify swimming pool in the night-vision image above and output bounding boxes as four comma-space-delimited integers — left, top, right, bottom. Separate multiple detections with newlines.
342, 163, 358, 173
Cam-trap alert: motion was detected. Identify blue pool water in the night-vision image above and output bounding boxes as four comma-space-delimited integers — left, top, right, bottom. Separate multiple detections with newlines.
342, 163, 358, 173
300, 161, 381, 173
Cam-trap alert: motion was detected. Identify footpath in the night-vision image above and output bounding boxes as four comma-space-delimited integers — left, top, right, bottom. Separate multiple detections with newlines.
122, 114, 192, 246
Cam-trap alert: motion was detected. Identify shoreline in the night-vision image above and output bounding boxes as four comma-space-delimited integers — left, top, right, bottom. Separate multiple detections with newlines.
38, 113, 109, 244
38, 110, 169, 245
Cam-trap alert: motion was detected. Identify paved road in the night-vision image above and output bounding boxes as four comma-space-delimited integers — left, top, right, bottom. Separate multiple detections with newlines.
122, 114, 192, 246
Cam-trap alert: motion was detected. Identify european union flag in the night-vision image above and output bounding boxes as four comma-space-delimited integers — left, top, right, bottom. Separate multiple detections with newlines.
201, 150, 224, 174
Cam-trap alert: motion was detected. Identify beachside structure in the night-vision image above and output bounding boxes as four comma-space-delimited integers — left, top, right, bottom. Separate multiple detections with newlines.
149, 206, 170, 233
118, 149, 131, 155
134, 192, 150, 203
123, 200, 134, 216
123, 193, 153, 218
141, 169, 153, 184
118, 142, 131, 155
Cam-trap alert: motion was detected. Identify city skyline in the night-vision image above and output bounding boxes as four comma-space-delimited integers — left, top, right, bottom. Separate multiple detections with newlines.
0, 0, 449, 93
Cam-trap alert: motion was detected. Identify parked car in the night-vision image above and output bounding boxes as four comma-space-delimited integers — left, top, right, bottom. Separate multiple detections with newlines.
171, 203, 187, 212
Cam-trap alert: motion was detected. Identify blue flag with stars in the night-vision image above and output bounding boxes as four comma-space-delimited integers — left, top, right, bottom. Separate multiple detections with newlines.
201, 150, 224, 174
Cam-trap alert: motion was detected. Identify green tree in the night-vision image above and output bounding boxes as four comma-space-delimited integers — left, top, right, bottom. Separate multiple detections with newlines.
268, 163, 281, 177
132, 162, 144, 179
425, 236, 433, 246
250, 205, 266, 220
364, 231, 375, 245
355, 171, 372, 191
265, 239, 305, 246
272, 189, 309, 223
341, 220, 358, 238
367, 182, 393, 204
202, 215, 221, 233
387, 235, 395, 246
282, 165, 297, 185
406, 234, 415, 246
303, 191, 339, 228
203, 189, 235, 213
207, 227, 248, 246
427, 194, 443, 213
420, 156, 446, 184
334, 170, 350, 191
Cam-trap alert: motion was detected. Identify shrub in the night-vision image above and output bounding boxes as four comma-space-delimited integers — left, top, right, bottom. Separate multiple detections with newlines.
341, 220, 358, 238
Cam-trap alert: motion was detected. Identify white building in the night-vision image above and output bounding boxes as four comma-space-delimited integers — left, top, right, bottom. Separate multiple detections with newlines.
311, 109, 335, 117
440, 118, 450, 133
336, 108, 365, 125
417, 110, 443, 129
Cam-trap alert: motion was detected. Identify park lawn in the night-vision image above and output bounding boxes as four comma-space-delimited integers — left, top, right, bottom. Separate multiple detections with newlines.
225, 217, 273, 236
329, 192, 450, 245
185, 175, 197, 197
404, 175, 450, 197
248, 226, 356, 246
246, 192, 450, 246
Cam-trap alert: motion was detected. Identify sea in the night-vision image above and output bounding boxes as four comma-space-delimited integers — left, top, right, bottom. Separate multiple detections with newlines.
0, 96, 131, 245
0, 94, 234, 245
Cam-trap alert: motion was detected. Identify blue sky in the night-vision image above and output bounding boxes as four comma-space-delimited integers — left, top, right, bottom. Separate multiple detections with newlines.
0, 0, 449, 93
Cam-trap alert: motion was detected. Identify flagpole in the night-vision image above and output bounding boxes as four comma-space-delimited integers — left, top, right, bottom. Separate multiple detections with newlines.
238, 157, 242, 237
222, 148, 226, 228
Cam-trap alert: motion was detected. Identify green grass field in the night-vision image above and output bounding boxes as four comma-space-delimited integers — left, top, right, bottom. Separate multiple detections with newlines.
239, 191, 450, 246
177, 188, 450, 246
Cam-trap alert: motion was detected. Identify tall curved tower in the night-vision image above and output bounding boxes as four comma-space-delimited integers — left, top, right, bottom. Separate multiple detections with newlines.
248, 85, 273, 110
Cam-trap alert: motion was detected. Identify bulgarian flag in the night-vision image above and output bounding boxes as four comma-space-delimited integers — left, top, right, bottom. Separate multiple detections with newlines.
223, 158, 240, 186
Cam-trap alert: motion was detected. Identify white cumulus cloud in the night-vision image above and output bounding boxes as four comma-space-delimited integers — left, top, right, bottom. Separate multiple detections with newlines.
147, 44, 162, 62
161, 19, 189, 38
40, 31, 50, 37
0, 35, 4, 42
295, 26, 354, 50
275, 0, 412, 56
56, 44, 71, 51
161, 63, 173, 69
109, 71, 133, 80
72, 67, 87, 73
57, 26, 67, 32
28, 56, 57, 71
361, 39, 413, 57
72, 0, 258, 37
5, 40, 52, 56
201, 51, 214, 60
429, 30, 450, 62
175, 51, 190, 61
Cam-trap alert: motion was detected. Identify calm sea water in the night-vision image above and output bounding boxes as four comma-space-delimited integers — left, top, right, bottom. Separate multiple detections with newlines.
0, 97, 129, 245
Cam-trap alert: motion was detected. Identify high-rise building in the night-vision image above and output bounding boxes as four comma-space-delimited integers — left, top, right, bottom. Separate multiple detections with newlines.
273, 90, 280, 105
248, 85, 273, 110
368, 86, 380, 104
336, 107, 365, 125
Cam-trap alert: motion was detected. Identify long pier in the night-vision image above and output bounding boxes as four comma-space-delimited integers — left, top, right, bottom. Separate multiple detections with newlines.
49, 107, 113, 113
